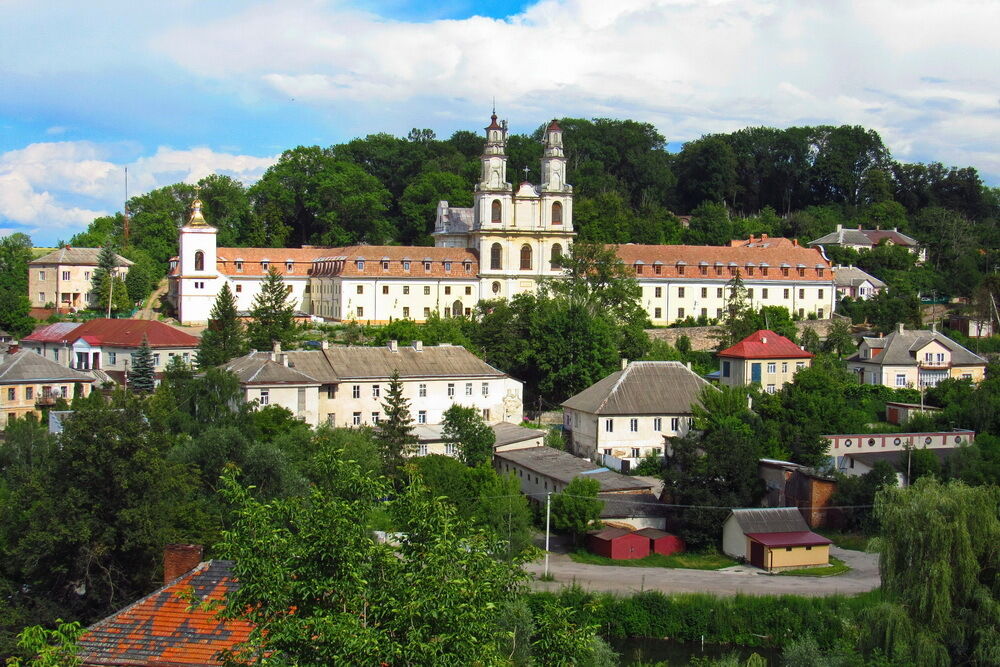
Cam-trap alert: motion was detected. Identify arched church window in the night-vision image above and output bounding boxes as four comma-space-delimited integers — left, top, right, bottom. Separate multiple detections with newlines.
552, 201, 563, 225
491, 200, 502, 223
452, 300, 462, 318
550, 244, 563, 269
194, 251, 204, 272
520, 244, 532, 271
490, 243, 503, 270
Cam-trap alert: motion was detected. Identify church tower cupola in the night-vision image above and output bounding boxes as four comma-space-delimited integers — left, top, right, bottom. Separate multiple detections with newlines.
541, 119, 569, 193
479, 111, 510, 192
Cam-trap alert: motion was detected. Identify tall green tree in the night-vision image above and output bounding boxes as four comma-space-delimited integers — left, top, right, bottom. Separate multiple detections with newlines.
128, 335, 155, 393
197, 283, 247, 367
442, 404, 495, 467
862, 479, 1000, 664
0, 234, 35, 336
215, 460, 599, 665
550, 476, 604, 545
89, 244, 126, 313
245, 267, 298, 351
376, 370, 417, 479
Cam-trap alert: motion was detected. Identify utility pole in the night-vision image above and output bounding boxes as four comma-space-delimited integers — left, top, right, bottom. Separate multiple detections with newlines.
106, 273, 113, 319
544, 491, 552, 579
123, 167, 130, 244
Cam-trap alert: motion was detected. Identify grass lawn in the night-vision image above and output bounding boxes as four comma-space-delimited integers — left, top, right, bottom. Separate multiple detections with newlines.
817, 530, 873, 552
777, 556, 850, 577
569, 550, 737, 570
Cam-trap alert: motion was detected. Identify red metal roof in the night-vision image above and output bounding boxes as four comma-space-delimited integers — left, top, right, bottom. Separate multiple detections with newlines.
717, 330, 814, 360
78, 560, 253, 666
745, 531, 832, 548
24, 319, 199, 349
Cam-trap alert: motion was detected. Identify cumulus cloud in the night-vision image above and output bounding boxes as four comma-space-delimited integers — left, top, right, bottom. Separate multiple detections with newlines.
152, 0, 1000, 178
0, 141, 277, 235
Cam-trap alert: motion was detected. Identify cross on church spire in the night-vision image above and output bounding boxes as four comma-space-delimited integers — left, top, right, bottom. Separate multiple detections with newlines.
522, 166, 530, 180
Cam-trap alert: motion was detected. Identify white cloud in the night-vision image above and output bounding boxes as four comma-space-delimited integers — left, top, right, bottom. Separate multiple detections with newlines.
0, 141, 277, 233
151, 0, 1000, 178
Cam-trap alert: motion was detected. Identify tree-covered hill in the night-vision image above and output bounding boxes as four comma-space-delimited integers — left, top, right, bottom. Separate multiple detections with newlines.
66, 118, 1000, 300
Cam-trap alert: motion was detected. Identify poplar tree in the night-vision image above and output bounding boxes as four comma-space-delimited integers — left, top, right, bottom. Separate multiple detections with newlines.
197, 283, 248, 367
245, 267, 298, 351
377, 371, 417, 479
128, 335, 156, 393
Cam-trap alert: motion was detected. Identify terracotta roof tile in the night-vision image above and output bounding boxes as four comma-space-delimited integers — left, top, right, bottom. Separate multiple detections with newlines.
717, 330, 814, 360
616, 240, 830, 281
78, 560, 253, 666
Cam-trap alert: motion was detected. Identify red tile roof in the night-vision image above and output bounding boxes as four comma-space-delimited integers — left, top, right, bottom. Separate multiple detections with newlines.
717, 330, 814, 360
311, 246, 479, 279
745, 531, 832, 548
78, 560, 253, 666
616, 239, 831, 281
216, 247, 329, 278
23, 319, 199, 349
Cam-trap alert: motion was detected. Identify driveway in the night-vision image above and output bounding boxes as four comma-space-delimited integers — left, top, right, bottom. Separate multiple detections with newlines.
525, 546, 879, 597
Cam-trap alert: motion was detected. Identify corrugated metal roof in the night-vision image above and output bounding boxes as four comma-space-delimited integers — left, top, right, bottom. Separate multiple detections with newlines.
222, 354, 321, 385
729, 507, 809, 534
495, 447, 651, 492
24, 319, 199, 348
588, 526, 635, 541
561, 361, 711, 415
0, 350, 95, 383
847, 326, 986, 366
746, 531, 832, 547
635, 527, 674, 539
718, 330, 814, 360
78, 560, 253, 666
22, 322, 83, 343
598, 493, 670, 519
30, 247, 133, 267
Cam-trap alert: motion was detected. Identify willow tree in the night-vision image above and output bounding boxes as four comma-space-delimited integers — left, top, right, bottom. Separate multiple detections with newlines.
862, 478, 1000, 664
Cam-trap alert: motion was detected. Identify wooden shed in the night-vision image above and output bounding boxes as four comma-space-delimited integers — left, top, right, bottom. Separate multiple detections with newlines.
586, 527, 650, 560
636, 527, 685, 556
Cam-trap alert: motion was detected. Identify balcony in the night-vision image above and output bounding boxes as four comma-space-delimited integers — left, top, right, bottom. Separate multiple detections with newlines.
35, 395, 58, 407
917, 360, 950, 370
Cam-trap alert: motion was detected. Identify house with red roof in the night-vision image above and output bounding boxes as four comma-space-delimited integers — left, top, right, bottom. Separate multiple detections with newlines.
722, 508, 831, 571
717, 330, 813, 393
77, 545, 254, 666
21, 319, 200, 382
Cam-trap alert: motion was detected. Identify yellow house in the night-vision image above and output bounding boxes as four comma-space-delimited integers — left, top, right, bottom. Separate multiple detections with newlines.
28, 246, 132, 310
0, 346, 95, 428
848, 323, 987, 388
717, 329, 814, 393
722, 507, 832, 571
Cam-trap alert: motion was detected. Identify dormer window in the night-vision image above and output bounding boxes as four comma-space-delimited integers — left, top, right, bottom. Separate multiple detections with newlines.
261, 261, 269, 271
403, 261, 410, 271
635, 263, 643, 275
798, 267, 805, 277
677, 264, 685, 276
382, 261, 389, 271
235, 261, 243, 272
286, 262, 293, 272
817, 268, 825, 277
424, 261, 431, 272
444, 262, 452, 272
654, 264, 662, 275
782, 267, 789, 277
356, 260, 365, 270
464, 261, 472, 273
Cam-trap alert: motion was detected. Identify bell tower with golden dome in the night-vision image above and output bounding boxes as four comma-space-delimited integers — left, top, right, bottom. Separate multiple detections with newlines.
176, 191, 220, 323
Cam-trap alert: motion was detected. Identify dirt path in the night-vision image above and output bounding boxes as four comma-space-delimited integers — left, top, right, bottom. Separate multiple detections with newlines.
136, 279, 169, 320
525, 546, 878, 598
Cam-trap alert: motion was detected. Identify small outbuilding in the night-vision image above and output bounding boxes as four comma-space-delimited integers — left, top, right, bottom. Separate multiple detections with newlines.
636, 527, 685, 556
723, 508, 832, 572
586, 527, 650, 560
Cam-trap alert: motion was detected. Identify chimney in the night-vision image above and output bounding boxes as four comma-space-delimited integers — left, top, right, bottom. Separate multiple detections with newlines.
388, 339, 398, 352
413, 340, 423, 352
321, 340, 329, 350
792, 238, 799, 246
271, 341, 281, 361
761, 336, 768, 344
836, 224, 842, 232
279, 353, 289, 367
931, 322, 937, 333
620, 358, 628, 370
163, 544, 203, 585
897, 322, 905, 334
7, 340, 19, 355
686, 361, 692, 371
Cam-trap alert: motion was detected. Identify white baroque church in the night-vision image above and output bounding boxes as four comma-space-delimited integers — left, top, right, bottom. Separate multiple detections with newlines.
169, 113, 836, 325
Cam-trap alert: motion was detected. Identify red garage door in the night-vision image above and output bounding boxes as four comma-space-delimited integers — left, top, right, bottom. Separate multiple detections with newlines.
749, 540, 765, 569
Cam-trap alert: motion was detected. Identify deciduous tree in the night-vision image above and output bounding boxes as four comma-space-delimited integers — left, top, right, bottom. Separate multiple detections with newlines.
442, 404, 495, 467
550, 476, 603, 545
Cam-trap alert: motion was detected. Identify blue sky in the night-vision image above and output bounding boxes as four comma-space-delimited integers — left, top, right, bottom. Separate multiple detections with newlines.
2, 0, 998, 245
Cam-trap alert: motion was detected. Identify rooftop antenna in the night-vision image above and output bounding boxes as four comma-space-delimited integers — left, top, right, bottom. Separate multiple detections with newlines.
123, 167, 130, 244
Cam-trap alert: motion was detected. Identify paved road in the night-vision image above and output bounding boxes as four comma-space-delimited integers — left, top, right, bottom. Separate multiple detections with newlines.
525, 546, 878, 597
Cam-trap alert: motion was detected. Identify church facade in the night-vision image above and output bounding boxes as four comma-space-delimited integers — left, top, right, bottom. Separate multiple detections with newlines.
170, 114, 834, 326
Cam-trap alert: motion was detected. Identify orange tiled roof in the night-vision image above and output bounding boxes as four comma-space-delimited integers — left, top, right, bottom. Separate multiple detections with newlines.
615, 239, 831, 281
78, 560, 253, 666
216, 247, 332, 278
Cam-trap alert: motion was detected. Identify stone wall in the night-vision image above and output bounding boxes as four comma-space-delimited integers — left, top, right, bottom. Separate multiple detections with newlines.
645, 317, 845, 352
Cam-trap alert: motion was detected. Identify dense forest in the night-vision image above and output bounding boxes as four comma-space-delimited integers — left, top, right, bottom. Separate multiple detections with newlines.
65, 118, 1000, 305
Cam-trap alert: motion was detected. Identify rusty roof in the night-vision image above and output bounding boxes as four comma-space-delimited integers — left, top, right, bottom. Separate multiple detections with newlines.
78, 560, 253, 666
561, 361, 711, 415
24, 319, 199, 349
